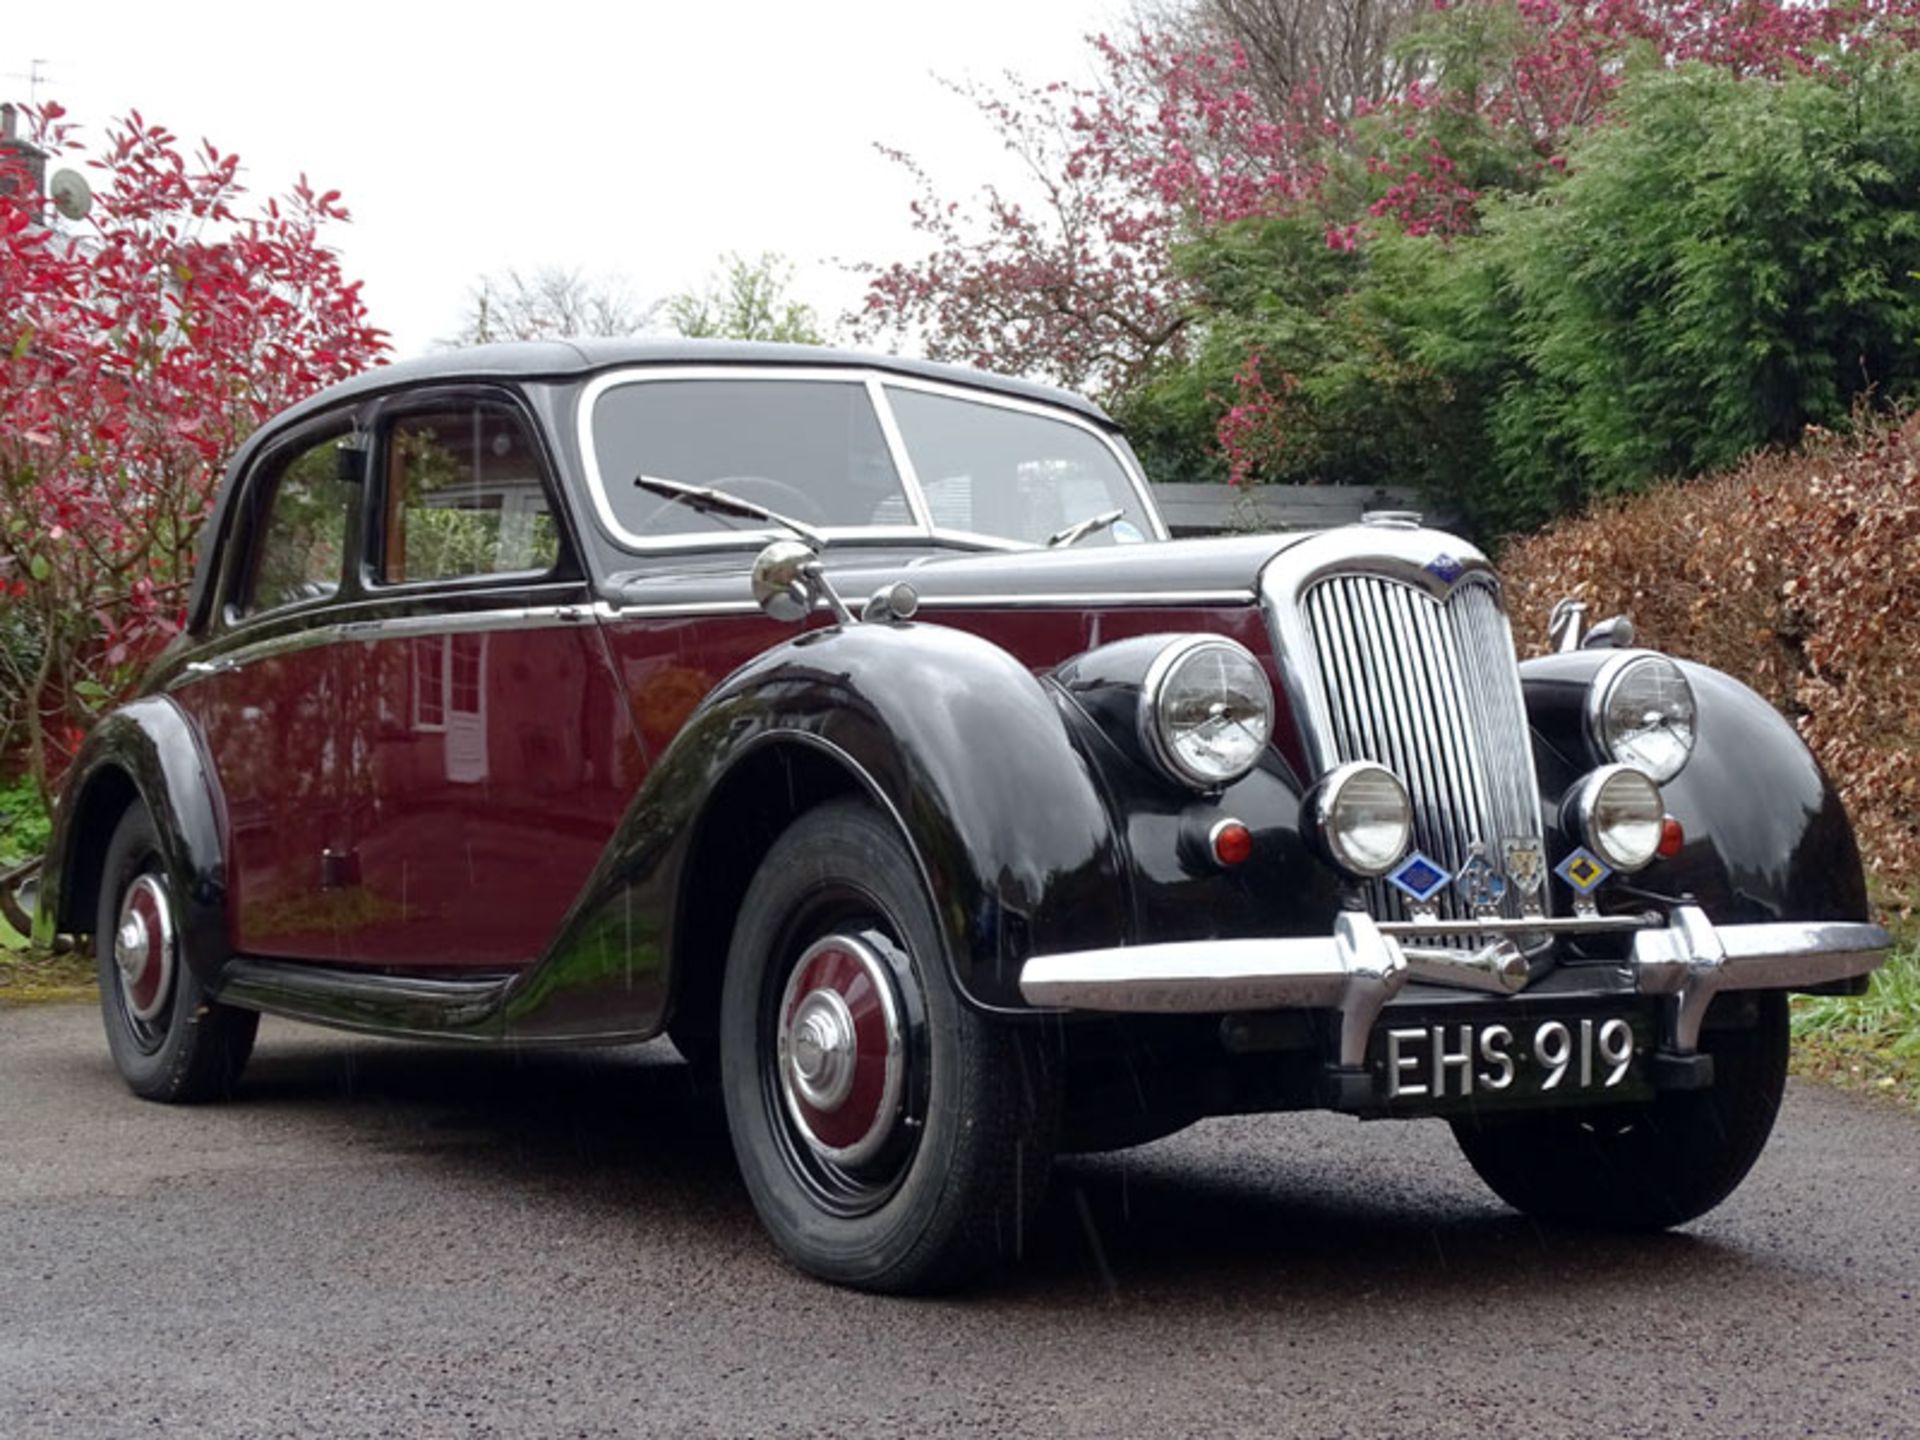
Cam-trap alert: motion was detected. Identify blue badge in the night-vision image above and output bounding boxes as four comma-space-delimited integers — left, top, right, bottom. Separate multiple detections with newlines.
1387, 852, 1451, 903
1456, 848, 1508, 909
1555, 847, 1613, 893
1425, 553, 1465, 584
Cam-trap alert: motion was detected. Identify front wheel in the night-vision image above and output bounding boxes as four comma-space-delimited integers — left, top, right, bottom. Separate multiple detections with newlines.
95, 806, 258, 1103
720, 799, 1056, 1293
1451, 993, 1789, 1229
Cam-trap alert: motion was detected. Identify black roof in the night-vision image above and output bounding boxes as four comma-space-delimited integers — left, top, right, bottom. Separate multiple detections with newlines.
256, 338, 1114, 432
184, 340, 1112, 632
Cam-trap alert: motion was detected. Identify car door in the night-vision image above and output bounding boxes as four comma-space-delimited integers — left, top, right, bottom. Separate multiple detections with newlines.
169, 414, 360, 961
333, 387, 640, 972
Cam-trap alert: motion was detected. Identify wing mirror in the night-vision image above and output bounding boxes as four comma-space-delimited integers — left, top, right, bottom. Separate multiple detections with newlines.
1548, 598, 1635, 652
751, 539, 857, 627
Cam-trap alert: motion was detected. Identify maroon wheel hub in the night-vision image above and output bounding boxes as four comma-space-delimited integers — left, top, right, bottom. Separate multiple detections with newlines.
113, 875, 176, 1025
776, 935, 905, 1168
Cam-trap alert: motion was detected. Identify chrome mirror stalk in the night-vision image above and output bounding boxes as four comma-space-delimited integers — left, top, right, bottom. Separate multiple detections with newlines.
1548, 597, 1588, 654
750, 539, 858, 627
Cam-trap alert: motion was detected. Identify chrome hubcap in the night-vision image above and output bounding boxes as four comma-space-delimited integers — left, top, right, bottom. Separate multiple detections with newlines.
775, 934, 905, 1169
787, 988, 857, 1110
114, 915, 149, 984
114, 875, 176, 1026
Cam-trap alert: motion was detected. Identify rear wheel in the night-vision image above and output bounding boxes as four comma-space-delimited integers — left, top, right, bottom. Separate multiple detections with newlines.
1451, 993, 1789, 1229
95, 806, 258, 1103
720, 799, 1055, 1292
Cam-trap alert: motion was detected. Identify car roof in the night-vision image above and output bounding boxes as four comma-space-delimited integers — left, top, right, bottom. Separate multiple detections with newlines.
256, 338, 1116, 431
184, 340, 1116, 634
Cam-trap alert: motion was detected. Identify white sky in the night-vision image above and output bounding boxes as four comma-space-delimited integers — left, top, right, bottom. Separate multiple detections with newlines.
10, 0, 1128, 358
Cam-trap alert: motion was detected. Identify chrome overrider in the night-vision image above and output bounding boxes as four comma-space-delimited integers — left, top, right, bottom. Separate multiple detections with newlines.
1017, 908, 1890, 1068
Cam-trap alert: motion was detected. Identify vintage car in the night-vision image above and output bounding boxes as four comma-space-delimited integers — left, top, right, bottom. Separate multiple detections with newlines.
41, 340, 1889, 1292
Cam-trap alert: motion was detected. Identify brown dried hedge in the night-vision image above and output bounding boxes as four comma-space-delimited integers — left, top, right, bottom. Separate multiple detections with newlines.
1497, 417, 1920, 908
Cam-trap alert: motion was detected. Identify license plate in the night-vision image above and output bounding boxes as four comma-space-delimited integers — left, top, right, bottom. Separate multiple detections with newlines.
1367, 1009, 1653, 1111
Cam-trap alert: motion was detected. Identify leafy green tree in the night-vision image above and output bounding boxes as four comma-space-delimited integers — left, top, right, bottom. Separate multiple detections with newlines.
666, 252, 826, 345
1136, 47, 1920, 533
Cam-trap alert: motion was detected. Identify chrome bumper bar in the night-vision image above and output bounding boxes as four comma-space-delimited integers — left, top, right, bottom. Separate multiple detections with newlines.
1017, 908, 1890, 1067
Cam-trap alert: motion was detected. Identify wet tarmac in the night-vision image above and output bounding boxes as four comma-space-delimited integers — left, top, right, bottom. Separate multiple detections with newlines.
3, 1004, 1916, 1438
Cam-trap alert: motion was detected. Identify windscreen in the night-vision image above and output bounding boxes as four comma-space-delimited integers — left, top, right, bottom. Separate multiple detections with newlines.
590, 378, 912, 542
884, 385, 1152, 547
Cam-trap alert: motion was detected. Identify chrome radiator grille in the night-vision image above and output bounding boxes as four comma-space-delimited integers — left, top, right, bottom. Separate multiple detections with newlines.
1300, 573, 1546, 927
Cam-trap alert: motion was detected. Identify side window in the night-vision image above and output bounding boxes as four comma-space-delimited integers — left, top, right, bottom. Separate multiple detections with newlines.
380, 403, 560, 584
246, 432, 355, 615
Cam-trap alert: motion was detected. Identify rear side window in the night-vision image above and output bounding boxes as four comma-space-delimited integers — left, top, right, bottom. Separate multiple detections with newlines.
245, 432, 356, 614
380, 404, 560, 584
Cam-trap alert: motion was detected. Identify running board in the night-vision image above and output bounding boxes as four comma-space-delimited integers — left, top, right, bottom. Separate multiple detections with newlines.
217, 958, 513, 1041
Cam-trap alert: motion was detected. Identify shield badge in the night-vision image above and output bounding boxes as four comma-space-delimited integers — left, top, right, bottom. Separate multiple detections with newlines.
1503, 838, 1546, 898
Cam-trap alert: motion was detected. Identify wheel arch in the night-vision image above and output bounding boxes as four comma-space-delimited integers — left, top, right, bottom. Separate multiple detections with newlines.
1522, 651, 1870, 925
667, 732, 900, 1055
40, 697, 231, 984
504, 621, 1130, 1042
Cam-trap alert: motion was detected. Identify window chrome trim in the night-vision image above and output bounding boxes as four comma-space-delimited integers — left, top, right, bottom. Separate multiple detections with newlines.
164, 602, 598, 691
866, 374, 936, 534
874, 372, 1169, 544
171, 582, 1261, 683
574, 364, 1168, 554
913, 588, 1253, 611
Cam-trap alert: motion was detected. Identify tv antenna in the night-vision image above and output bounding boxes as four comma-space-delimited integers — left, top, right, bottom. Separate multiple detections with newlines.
2, 60, 52, 104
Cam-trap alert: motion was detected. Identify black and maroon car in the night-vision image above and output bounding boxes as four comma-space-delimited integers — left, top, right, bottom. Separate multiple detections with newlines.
41, 340, 1889, 1291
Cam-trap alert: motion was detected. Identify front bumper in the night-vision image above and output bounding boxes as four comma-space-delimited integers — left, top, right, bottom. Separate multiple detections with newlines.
1018, 907, 1890, 1069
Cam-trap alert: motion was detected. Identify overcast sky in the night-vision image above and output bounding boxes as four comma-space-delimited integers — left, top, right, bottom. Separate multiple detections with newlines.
10, 0, 1128, 358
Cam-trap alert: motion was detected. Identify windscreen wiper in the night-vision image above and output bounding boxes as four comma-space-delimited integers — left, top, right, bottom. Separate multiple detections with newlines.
633, 473, 829, 551
1046, 508, 1125, 549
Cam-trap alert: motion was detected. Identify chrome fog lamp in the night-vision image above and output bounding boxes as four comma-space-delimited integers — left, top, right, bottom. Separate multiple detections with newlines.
1589, 653, 1696, 783
1139, 636, 1275, 789
1565, 764, 1664, 872
1310, 762, 1413, 878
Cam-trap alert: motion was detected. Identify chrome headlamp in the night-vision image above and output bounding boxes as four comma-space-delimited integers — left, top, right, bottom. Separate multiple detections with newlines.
1564, 764, 1664, 872
1309, 762, 1414, 878
1138, 636, 1275, 790
1588, 653, 1696, 783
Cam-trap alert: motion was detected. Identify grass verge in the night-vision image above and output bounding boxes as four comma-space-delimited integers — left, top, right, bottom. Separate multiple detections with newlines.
0, 942, 95, 1005
1792, 923, 1920, 1112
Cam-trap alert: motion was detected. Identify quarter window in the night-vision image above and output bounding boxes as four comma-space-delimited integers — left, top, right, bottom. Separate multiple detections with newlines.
245, 432, 356, 614
382, 405, 559, 583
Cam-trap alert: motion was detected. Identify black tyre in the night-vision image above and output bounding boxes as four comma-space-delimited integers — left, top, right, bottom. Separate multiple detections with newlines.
95, 806, 258, 1103
720, 799, 1056, 1293
1451, 993, 1789, 1229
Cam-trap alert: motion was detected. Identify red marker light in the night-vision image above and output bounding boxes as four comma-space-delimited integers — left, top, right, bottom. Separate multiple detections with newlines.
1657, 815, 1685, 859
1211, 819, 1254, 867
